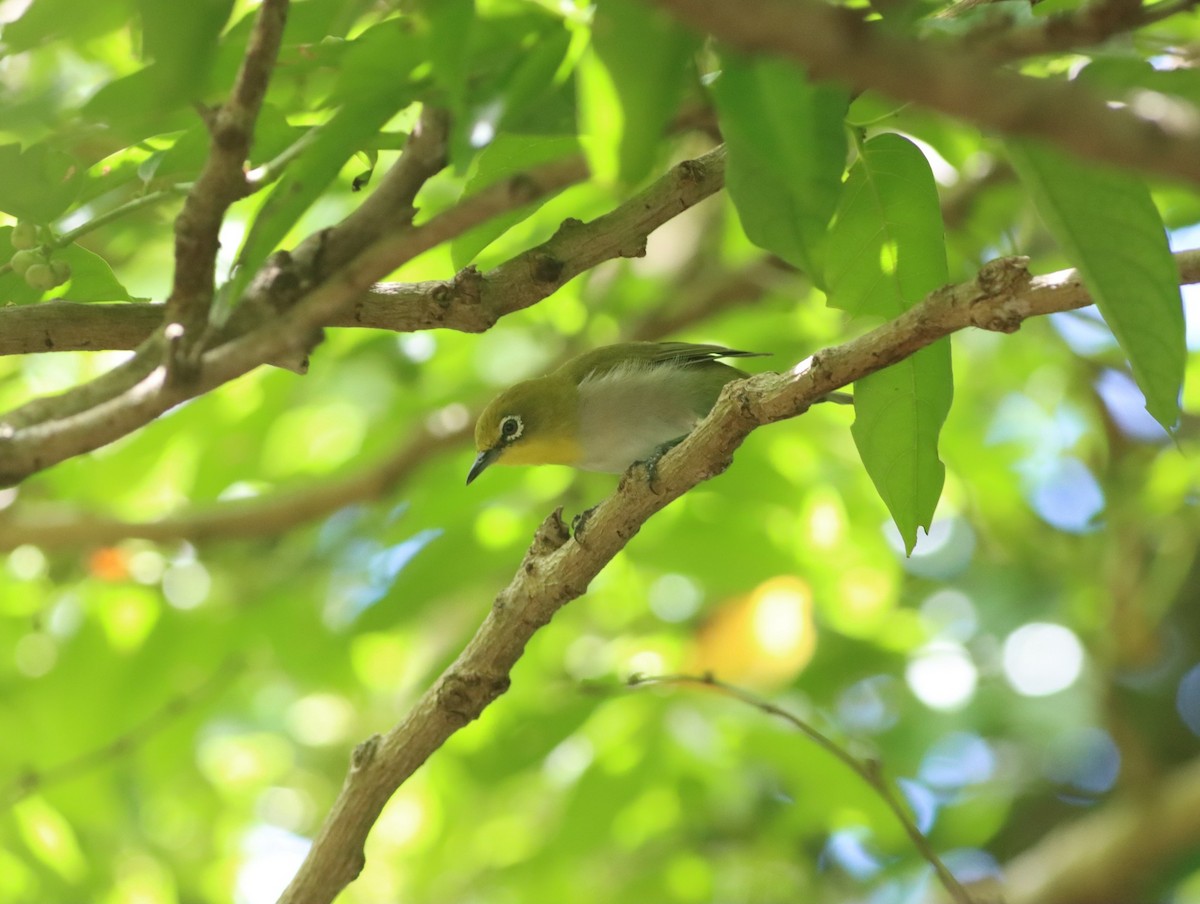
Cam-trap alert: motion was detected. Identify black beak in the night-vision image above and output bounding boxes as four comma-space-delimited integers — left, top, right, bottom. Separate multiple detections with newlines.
466, 447, 500, 485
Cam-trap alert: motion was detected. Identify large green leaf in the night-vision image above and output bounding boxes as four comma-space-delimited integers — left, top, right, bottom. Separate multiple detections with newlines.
424, 0, 475, 116
0, 0, 132, 50
711, 55, 848, 280
1008, 139, 1184, 431
826, 133, 952, 553
580, 0, 698, 185
450, 134, 581, 269
135, 0, 234, 108
415, 4, 574, 171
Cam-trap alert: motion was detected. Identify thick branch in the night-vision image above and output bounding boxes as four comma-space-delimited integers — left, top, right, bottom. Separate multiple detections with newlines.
958, 0, 1200, 60
0, 429, 462, 550
652, 0, 1200, 185
1004, 755, 1200, 904
345, 147, 725, 333
0, 146, 722, 355
0, 147, 736, 484
273, 249, 1200, 904
0, 155, 587, 484
0, 242, 765, 551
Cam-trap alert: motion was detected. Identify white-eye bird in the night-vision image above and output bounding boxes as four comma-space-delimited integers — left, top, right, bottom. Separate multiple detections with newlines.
467, 341, 778, 485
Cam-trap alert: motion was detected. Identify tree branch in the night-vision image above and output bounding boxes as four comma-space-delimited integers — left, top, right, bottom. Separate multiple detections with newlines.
0, 147, 736, 484
1004, 754, 1200, 904
0, 239, 764, 552
954, 0, 1200, 60
164, 0, 289, 369
273, 248, 1200, 904
0, 429, 463, 550
0, 154, 588, 484
0, 146, 723, 356
651, 0, 1200, 185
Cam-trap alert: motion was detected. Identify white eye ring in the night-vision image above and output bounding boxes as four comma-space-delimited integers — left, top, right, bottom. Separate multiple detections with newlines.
500, 414, 524, 441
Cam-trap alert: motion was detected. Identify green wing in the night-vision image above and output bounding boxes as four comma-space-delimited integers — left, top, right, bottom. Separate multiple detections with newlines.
559, 341, 768, 384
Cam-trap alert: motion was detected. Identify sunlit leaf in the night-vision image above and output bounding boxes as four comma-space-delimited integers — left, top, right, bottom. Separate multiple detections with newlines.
827, 133, 952, 553
581, 0, 697, 185
135, 0, 235, 108
712, 55, 848, 280
1008, 139, 1184, 430
13, 797, 86, 881
450, 134, 581, 268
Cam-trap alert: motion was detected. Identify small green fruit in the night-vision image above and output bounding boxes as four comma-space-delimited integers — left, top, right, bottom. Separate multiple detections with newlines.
10, 249, 43, 275
11, 222, 38, 250
50, 259, 71, 286
25, 263, 57, 292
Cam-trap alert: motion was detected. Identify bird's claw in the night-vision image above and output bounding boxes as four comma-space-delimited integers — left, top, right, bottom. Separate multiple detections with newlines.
638, 438, 683, 493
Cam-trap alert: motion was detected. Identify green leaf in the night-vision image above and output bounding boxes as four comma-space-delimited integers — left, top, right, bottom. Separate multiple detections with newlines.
826, 133, 952, 553
851, 345, 953, 554
450, 134, 581, 269
434, 8, 573, 170
711, 55, 848, 280
227, 24, 425, 310
56, 243, 133, 302
135, 0, 234, 108
1, 0, 132, 50
1008, 139, 1184, 431
81, 67, 197, 143
424, 0, 476, 115
0, 143, 83, 222
580, 0, 697, 185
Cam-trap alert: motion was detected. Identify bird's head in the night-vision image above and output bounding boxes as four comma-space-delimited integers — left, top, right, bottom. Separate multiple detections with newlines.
467, 377, 581, 484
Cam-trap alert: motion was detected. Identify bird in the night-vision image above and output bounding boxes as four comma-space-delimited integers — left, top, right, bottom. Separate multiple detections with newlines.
466, 341, 848, 485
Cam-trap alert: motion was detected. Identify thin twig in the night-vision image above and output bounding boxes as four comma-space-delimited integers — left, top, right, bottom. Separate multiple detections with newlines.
245, 126, 323, 191
627, 672, 974, 904
2, 655, 243, 808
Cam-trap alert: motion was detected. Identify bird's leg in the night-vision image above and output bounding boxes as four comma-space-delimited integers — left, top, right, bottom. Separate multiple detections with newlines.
637, 437, 684, 493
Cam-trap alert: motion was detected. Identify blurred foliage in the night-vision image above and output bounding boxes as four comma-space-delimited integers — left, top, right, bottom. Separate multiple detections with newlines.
0, 1, 1198, 903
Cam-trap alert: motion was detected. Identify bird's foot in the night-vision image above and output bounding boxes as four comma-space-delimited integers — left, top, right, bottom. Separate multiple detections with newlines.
638, 438, 683, 493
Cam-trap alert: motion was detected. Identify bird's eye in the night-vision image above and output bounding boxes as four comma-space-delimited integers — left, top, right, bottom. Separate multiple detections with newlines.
500, 415, 523, 440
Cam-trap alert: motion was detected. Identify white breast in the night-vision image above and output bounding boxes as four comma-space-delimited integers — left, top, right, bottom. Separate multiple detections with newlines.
575, 362, 710, 472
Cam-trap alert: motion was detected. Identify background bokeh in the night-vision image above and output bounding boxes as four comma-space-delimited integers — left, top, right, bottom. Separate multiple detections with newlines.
1, 1, 1199, 903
